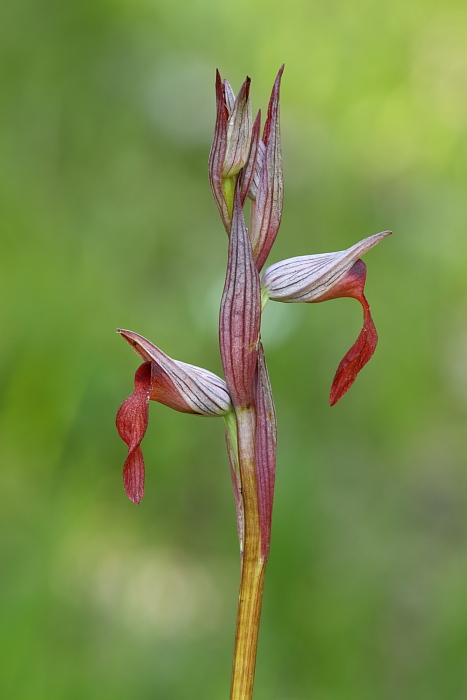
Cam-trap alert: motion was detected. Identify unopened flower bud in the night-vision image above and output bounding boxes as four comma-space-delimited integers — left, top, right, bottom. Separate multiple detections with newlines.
223, 80, 252, 178
209, 72, 253, 231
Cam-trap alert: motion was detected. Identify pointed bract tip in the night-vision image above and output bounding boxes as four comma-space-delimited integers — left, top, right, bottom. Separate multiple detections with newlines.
117, 328, 148, 357
376, 230, 392, 240
271, 65, 284, 92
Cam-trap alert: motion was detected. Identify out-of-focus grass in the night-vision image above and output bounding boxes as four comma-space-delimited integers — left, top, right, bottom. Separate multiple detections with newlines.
1, 0, 467, 698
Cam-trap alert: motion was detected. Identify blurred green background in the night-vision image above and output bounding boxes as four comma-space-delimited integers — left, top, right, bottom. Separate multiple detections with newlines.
1, 0, 467, 698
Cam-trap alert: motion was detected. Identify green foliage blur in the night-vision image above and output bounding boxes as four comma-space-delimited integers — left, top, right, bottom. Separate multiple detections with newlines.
1, 0, 467, 697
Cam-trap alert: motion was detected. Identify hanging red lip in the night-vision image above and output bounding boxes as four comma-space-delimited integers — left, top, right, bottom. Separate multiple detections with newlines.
325, 259, 378, 406
116, 362, 151, 505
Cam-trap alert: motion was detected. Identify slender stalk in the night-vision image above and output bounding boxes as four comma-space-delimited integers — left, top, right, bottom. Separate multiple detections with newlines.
230, 556, 266, 699
230, 407, 266, 700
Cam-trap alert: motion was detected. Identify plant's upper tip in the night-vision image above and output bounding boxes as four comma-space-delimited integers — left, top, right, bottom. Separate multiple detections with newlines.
377, 230, 392, 240
242, 76, 252, 96
370, 230, 392, 245
117, 329, 138, 347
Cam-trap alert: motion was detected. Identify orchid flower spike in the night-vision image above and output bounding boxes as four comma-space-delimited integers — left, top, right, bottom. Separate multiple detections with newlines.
115, 65, 392, 699
261, 230, 392, 405
116, 329, 232, 504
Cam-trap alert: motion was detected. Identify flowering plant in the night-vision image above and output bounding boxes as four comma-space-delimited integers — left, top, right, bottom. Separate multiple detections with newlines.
116, 66, 390, 699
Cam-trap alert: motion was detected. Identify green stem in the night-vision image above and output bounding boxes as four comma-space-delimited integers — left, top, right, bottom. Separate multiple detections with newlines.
223, 176, 237, 219
230, 407, 266, 700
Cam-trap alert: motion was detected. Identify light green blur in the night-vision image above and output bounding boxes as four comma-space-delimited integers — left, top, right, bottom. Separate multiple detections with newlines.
1, 0, 467, 698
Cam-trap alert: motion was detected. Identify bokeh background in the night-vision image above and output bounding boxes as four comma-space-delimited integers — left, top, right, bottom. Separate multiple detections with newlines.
2, 0, 467, 698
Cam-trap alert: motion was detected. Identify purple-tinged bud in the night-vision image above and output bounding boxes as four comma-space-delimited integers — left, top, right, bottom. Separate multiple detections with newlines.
208, 71, 229, 231
219, 186, 261, 409
116, 330, 232, 504
223, 80, 252, 178
250, 65, 284, 271
208, 71, 253, 232
261, 231, 391, 302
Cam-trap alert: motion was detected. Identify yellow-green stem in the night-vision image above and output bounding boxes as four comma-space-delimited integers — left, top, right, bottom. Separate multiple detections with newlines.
230, 407, 267, 700
223, 176, 237, 219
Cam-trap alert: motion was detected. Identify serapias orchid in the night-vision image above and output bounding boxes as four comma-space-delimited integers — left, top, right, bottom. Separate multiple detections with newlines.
262, 230, 391, 405
116, 329, 231, 504
115, 65, 390, 700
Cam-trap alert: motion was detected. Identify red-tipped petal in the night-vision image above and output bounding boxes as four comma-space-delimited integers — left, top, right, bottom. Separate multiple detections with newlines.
116, 362, 152, 504
219, 184, 261, 409
327, 260, 378, 405
254, 342, 277, 558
